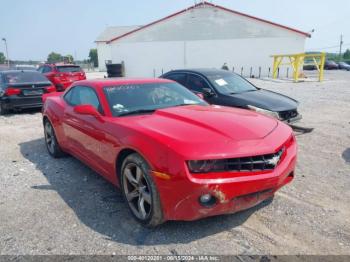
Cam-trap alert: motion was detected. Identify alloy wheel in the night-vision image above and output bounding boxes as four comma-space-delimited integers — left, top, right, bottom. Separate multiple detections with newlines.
123, 163, 152, 220
44, 121, 56, 154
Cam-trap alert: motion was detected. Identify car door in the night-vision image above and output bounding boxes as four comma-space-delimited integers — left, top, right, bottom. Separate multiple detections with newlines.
62, 85, 111, 176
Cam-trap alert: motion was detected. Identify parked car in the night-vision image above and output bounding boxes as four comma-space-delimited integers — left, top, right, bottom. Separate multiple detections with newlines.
42, 78, 297, 226
161, 69, 301, 123
0, 70, 56, 115
303, 63, 317, 71
338, 62, 350, 71
324, 60, 339, 70
38, 63, 86, 91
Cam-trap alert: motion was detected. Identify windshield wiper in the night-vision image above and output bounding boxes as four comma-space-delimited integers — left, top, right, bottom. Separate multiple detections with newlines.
118, 109, 156, 117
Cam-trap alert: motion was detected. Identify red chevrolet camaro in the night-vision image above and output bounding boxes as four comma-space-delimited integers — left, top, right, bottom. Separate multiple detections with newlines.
42, 78, 297, 227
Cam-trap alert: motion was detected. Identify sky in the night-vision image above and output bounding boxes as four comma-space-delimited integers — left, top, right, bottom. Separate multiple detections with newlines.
1, 0, 349, 61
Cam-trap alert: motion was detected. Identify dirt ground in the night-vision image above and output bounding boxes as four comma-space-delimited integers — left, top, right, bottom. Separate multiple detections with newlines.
0, 71, 349, 255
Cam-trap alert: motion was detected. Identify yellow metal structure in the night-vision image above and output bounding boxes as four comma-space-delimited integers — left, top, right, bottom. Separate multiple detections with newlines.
271, 53, 326, 82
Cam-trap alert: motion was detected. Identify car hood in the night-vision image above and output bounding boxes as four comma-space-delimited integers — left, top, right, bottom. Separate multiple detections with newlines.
115, 105, 278, 154
230, 89, 298, 112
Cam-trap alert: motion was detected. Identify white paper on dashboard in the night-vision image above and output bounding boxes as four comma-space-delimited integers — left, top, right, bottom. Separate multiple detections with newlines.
215, 79, 228, 86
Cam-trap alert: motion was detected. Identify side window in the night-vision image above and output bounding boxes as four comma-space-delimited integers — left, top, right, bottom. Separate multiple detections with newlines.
64, 86, 103, 114
37, 67, 44, 73
64, 88, 74, 104
187, 74, 211, 93
165, 73, 187, 87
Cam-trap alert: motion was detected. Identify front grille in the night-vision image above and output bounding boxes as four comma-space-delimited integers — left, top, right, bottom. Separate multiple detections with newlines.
279, 109, 298, 120
210, 148, 285, 173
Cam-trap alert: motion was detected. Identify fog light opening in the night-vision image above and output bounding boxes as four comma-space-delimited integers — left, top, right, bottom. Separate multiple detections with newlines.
199, 194, 217, 207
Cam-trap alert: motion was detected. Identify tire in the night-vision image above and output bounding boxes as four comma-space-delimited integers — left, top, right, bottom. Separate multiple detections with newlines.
120, 153, 164, 227
0, 102, 9, 115
44, 120, 66, 158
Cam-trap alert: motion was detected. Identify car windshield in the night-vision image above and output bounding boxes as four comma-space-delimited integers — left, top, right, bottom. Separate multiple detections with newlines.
206, 72, 257, 94
4, 71, 49, 84
57, 66, 82, 73
104, 82, 208, 117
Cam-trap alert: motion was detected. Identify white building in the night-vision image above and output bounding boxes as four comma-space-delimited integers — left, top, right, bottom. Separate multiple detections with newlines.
95, 1, 310, 77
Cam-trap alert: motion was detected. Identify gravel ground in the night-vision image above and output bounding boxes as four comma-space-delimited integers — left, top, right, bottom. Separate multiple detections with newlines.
0, 71, 349, 255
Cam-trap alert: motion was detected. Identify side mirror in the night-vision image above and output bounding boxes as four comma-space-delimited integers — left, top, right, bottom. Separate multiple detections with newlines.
74, 104, 103, 121
202, 88, 215, 97
196, 93, 205, 100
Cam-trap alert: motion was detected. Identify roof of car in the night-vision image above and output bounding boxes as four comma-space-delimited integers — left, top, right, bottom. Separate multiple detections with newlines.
164, 68, 233, 76
42, 63, 78, 67
75, 78, 174, 87
0, 70, 41, 74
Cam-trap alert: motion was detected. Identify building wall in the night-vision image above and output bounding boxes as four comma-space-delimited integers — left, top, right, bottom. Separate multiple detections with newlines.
100, 5, 307, 76
110, 37, 305, 77
113, 6, 304, 43
96, 42, 111, 71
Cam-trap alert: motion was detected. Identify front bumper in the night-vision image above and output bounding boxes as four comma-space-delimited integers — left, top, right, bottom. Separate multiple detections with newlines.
283, 114, 302, 124
167, 168, 294, 221
154, 135, 297, 221
1, 96, 43, 110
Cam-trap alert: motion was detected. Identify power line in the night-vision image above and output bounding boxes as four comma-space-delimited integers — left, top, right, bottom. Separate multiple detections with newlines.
307, 42, 350, 51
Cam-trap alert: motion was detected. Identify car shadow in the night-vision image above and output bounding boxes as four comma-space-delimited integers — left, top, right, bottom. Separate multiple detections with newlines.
342, 148, 350, 164
1, 107, 41, 117
19, 138, 273, 246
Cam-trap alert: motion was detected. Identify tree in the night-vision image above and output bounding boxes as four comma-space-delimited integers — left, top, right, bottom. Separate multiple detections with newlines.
0, 52, 5, 64
47, 52, 63, 63
65, 55, 74, 63
89, 49, 98, 67
343, 49, 350, 60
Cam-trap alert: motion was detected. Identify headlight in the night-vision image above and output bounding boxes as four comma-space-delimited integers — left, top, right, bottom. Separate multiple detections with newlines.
247, 105, 280, 119
187, 160, 225, 173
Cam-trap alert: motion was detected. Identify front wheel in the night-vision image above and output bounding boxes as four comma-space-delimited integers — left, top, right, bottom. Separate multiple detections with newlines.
121, 153, 164, 227
44, 120, 66, 158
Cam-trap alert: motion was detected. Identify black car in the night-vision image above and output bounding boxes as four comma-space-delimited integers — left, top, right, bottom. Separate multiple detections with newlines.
0, 70, 55, 115
161, 69, 301, 123
303, 64, 317, 71
338, 62, 350, 71
324, 60, 339, 70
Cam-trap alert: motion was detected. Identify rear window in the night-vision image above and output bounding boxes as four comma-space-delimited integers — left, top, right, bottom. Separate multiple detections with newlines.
57, 66, 82, 73
4, 71, 49, 84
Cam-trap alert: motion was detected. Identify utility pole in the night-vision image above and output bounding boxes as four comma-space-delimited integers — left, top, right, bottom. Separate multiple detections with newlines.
339, 34, 343, 61
2, 38, 9, 68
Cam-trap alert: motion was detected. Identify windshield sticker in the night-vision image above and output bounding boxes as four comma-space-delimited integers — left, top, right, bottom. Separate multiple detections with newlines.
113, 104, 125, 110
105, 85, 141, 93
183, 99, 197, 104
215, 79, 228, 86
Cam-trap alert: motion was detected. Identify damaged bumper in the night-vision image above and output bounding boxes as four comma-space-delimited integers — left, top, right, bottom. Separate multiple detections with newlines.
155, 137, 297, 221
